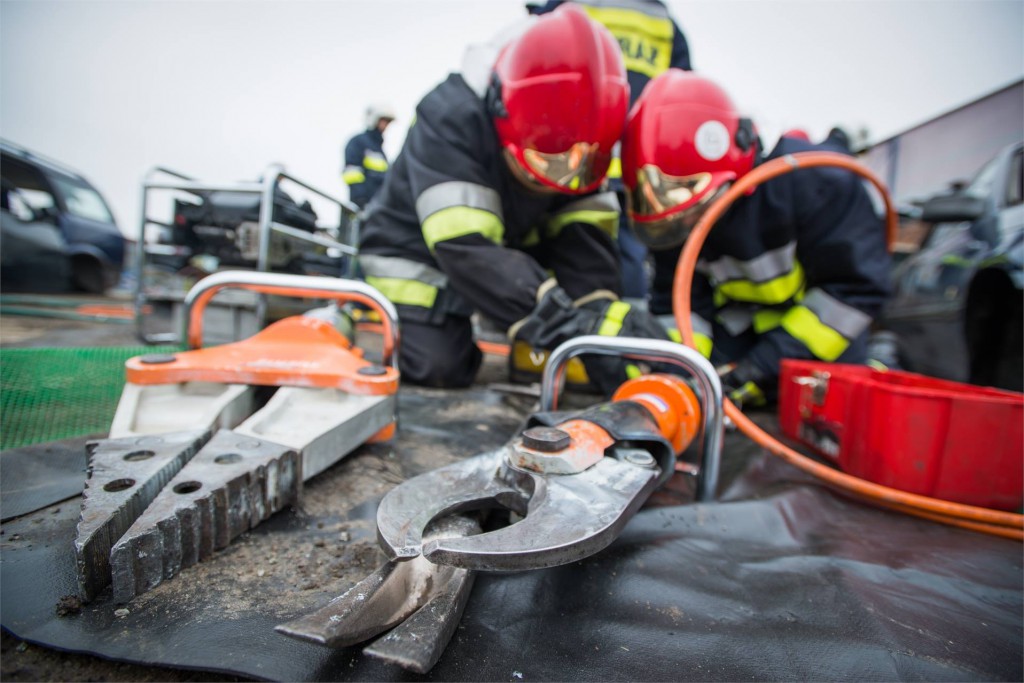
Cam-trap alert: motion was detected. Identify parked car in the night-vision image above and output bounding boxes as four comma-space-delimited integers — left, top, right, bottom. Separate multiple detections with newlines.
1, 140, 125, 293
880, 141, 1023, 392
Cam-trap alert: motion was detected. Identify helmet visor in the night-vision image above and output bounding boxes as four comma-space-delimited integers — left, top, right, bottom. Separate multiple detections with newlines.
628, 165, 730, 250
505, 142, 609, 193
630, 164, 713, 218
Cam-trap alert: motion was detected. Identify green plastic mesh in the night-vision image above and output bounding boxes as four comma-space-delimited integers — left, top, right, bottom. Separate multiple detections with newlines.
1, 345, 183, 450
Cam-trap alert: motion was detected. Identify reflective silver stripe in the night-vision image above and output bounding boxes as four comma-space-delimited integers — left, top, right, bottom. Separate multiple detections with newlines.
415, 181, 503, 224
359, 254, 449, 289
343, 165, 363, 174
703, 241, 798, 285
802, 288, 872, 339
553, 191, 620, 216
717, 305, 755, 336
576, 0, 670, 19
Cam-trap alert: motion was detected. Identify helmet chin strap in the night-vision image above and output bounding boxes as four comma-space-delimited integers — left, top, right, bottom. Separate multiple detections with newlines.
485, 73, 508, 119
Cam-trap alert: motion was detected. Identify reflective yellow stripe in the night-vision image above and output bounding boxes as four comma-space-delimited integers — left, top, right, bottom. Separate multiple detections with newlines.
716, 263, 805, 305
626, 364, 642, 379
731, 381, 766, 407
752, 309, 784, 334
693, 332, 713, 359
343, 170, 366, 185
666, 327, 682, 343
364, 156, 389, 172
597, 301, 631, 336
421, 206, 504, 252
364, 276, 438, 309
606, 156, 622, 180
781, 305, 850, 361
547, 210, 619, 240
581, 6, 673, 78
512, 341, 590, 385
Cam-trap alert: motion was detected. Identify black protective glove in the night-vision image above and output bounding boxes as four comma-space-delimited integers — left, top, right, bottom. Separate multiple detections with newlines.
717, 360, 769, 409
509, 281, 670, 396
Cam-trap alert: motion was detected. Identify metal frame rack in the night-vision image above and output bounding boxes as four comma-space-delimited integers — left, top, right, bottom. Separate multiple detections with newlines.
133, 164, 360, 344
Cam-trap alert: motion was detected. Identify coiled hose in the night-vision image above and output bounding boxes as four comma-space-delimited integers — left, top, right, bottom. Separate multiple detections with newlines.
671, 151, 1024, 541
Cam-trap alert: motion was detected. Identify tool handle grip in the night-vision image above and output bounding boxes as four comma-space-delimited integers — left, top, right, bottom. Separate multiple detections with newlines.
182, 271, 400, 368
540, 335, 724, 501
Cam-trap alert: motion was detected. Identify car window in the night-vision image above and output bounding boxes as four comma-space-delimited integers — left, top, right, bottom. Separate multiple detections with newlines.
4, 188, 41, 222
963, 156, 999, 199
1, 157, 58, 217
50, 175, 115, 223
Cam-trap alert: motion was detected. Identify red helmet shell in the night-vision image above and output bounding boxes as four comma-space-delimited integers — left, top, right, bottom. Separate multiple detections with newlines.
493, 4, 629, 194
622, 70, 756, 223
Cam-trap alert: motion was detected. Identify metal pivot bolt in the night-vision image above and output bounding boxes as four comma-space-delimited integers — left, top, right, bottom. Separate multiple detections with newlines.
621, 449, 656, 469
521, 427, 571, 453
139, 354, 177, 365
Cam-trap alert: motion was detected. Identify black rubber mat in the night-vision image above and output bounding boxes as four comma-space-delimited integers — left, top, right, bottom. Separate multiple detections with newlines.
1, 386, 1021, 681
0, 437, 90, 521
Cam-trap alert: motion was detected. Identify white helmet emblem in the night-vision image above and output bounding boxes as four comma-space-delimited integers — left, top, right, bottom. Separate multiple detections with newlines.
695, 120, 730, 162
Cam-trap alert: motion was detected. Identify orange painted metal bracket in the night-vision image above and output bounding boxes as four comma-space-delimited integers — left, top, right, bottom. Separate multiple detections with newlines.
126, 316, 398, 395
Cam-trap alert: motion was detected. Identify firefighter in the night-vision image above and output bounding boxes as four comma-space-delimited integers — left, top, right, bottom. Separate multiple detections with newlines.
358, 5, 669, 390
343, 103, 396, 210
621, 70, 891, 407
527, 0, 693, 301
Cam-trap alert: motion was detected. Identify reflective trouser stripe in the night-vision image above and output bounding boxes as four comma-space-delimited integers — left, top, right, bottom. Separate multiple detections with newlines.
781, 305, 851, 361
364, 276, 438, 309
597, 301, 631, 336
343, 169, 366, 185
421, 206, 504, 251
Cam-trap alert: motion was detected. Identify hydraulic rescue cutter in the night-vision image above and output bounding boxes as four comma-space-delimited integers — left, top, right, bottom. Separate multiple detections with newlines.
278, 336, 724, 672
74, 272, 401, 603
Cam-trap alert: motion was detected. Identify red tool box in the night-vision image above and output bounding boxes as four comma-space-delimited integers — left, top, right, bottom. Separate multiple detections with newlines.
778, 360, 1024, 511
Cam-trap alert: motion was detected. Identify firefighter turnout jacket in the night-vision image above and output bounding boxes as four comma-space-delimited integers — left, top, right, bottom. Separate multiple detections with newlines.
650, 135, 892, 395
358, 73, 621, 334
343, 128, 389, 210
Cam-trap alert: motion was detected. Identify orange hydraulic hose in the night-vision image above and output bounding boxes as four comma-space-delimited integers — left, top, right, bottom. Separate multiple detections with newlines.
671, 151, 1024, 540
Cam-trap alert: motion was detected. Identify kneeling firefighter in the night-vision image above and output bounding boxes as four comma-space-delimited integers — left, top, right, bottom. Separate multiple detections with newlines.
621, 70, 891, 407
358, 5, 669, 392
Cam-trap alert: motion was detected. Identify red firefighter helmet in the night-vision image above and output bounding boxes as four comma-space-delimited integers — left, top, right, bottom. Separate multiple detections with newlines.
491, 4, 628, 195
621, 70, 758, 249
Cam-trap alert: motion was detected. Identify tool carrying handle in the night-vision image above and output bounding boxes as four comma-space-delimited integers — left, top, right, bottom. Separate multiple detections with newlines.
539, 335, 724, 501
182, 271, 400, 368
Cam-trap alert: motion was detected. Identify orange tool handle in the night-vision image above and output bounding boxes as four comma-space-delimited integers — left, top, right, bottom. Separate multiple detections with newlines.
182, 271, 400, 368
612, 374, 702, 455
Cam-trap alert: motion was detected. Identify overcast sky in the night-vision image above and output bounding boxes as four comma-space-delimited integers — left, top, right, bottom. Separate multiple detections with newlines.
2, 0, 1022, 238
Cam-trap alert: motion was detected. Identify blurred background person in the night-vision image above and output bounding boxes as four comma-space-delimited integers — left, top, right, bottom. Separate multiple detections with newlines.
343, 103, 396, 210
